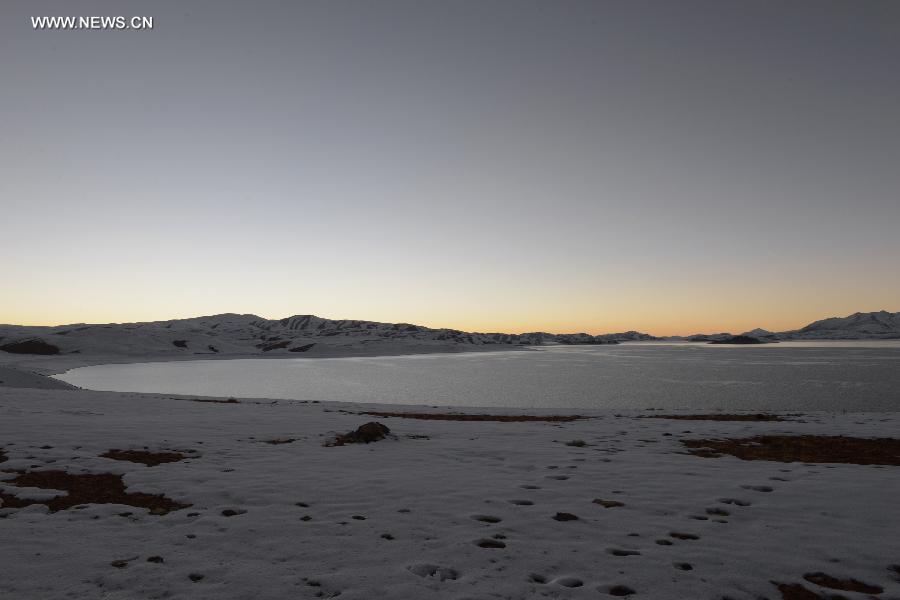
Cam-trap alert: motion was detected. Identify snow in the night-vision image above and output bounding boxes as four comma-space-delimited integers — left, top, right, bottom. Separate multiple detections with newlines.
1, 384, 898, 600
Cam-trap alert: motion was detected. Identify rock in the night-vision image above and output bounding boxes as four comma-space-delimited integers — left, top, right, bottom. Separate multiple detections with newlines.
329, 422, 391, 446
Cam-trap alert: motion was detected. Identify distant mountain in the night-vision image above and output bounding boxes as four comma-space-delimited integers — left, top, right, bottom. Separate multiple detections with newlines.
0, 313, 624, 358
740, 328, 776, 339
684, 333, 723, 342
709, 335, 768, 345
1, 310, 896, 358
780, 310, 900, 340
596, 331, 659, 342
687, 311, 899, 343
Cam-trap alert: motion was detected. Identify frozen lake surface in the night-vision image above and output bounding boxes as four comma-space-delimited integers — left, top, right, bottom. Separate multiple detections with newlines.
56, 342, 900, 411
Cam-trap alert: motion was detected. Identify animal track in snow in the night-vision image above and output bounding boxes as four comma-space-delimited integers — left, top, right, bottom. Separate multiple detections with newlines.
609, 549, 641, 556
407, 563, 459, 581
554, 576, 584, 588
606, 584, 636, 596
741, 484, 774, 492
719, 498, 752, 506
471, 514, 502, 523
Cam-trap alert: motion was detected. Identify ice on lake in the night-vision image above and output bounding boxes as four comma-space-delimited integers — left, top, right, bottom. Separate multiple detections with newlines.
56, 342, 900, 411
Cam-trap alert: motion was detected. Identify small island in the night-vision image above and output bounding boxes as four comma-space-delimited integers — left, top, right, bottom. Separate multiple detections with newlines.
708, 335, 772, 345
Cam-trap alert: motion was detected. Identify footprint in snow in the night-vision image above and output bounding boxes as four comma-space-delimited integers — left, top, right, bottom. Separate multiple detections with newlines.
605, 584, 637, 596
407, 563, 459, 581
669, 532, 700, 540
593, 499, 625, 508
553, 512, 579, 521
508, 499, 534, 506
221, 509, 246, 517
553, 576, 583, 588
718, 498, 751, 507
471, 514, 502, 523
741, 485, 774, 492
609, 549, 641, 556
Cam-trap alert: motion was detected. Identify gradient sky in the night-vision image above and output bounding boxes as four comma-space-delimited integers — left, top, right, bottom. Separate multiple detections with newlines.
2, 1, 899, 335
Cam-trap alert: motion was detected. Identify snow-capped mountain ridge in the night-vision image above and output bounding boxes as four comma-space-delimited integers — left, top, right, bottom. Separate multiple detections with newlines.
1, 310, 897, 358
791, 310, 900, 338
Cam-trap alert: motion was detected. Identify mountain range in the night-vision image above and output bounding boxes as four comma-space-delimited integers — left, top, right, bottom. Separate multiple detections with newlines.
0, 310, 897, 358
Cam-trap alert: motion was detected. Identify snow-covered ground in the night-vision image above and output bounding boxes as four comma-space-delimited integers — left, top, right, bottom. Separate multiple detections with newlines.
2, 383, 898, 600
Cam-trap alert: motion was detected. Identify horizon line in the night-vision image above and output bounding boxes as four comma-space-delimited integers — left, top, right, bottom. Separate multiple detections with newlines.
4, 308, 897, 338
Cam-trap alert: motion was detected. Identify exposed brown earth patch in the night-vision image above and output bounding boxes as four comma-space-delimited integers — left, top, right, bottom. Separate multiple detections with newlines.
593, 499, 625, 508
803, 572, 883, 594
0, 470, 190, 514
188, 397, 239, 404
327, 422, 391, 446
684, 435, 900, 465
0, 339, 60, 355
645, 413, 786, 422
359, 411, 587, 422
774, 582, 849, 600
553, 512, 579, 521
669, 532, 700, 540
475, 538, 506, 548
101, 449, 186, 467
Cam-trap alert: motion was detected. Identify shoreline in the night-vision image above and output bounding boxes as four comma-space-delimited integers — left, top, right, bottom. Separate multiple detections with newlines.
0, 342, 536, 382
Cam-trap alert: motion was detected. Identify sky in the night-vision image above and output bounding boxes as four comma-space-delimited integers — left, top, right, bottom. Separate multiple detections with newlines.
2, 1, 899, 336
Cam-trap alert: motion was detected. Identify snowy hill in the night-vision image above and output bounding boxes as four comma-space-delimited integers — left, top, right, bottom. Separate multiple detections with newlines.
0, 313, 622, 359
1, 310, 897, 361
683, 311, 899, 343
781, 310, 900, 340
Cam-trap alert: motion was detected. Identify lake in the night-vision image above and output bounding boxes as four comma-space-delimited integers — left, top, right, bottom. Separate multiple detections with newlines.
54, 342, 900, 411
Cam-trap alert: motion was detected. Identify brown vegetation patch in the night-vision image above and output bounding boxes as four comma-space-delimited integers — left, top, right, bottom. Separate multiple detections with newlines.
644, 413, 785, 422
774, 583, 831, 600
803, 572, 883, 594
0, 470, 190, 514
327, 422, 391, 446
263, 438, 296, 445
101, 449, 186, 467
258, 340, 290, 351
593, 499, 625, 508
683, 435, 900, 465
189, 397, 239, 404
359, 411, 586, 422
0, 339, 60, 355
